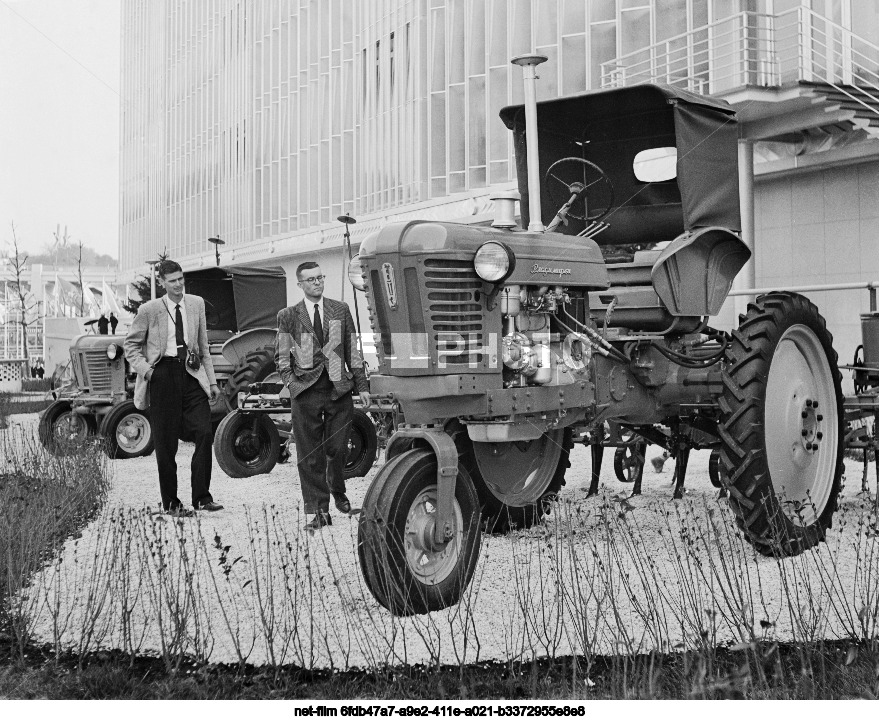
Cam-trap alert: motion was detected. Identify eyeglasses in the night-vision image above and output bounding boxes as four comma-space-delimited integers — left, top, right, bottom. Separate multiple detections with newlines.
299, 275, 325, 284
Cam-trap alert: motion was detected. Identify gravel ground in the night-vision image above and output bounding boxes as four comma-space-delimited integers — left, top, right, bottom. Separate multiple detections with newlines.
9, 411, 879, 670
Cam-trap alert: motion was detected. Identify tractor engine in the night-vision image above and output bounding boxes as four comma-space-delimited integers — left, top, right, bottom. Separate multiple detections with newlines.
355, 220, 610, 426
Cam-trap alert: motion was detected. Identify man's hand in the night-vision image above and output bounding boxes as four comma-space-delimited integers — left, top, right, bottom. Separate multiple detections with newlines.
145, 368, 154, 381
210, 384, 221, 403
359, 390, 370, 407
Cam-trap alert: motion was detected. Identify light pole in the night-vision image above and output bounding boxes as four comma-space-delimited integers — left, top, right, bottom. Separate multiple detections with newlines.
208, 236, 225, 266
146, 259, 160, 300
337, 214, 356, 304
337, 213, 365, 363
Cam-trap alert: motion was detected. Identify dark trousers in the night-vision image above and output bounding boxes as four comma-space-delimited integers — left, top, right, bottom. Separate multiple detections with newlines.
290, 384, 353, 515
149, 358, 214, 510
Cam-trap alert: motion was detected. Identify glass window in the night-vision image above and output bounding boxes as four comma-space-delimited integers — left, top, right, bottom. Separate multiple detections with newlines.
656, 0, 687, 40
591, 0, 615, 23
621, 8, 650, 55
590, 22, 617, 87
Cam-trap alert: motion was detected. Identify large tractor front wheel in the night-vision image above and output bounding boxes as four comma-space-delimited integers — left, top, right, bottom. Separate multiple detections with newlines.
100, 401, 154, 459
214, 412, 280, 477
343, 408, 379, 479
357, 448, 482, 615
38, 401, 96, 456
469, 429, 573, 533
719, 292, 844, 556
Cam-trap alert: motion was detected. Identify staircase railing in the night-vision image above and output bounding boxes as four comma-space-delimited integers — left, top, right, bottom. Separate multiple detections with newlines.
601, 7, 879, 122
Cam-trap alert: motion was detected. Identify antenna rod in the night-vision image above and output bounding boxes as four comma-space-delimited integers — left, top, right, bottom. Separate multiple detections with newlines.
511, 54, 548, 233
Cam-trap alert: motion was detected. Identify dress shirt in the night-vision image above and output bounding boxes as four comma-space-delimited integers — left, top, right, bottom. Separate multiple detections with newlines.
163, 295, 189, 358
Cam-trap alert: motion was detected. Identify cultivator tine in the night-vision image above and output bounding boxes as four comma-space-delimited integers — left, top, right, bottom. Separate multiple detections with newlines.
631, 440, 647, 497
588, 443, 603, 497
672, 447, 690, 500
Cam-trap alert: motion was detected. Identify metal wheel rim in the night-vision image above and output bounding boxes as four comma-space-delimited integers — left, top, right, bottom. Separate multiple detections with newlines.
764, 324, 838, 526
346, 426, 365, 469
404, 484, 463, 586
116, 413, 151, 453
232, 423, 273, 467
54, 411, 89, 444
472, 430, 563, 506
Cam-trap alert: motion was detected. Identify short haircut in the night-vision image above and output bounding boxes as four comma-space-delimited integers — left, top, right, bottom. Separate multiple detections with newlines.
158, 259, 183, 278
296, 261, 320, 280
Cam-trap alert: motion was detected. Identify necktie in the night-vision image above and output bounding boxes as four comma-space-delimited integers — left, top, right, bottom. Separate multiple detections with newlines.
175, 303, 186, 361
313, 303, 324, 348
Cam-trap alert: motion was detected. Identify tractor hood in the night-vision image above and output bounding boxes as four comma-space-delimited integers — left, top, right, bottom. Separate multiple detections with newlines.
360, 221, 609, 289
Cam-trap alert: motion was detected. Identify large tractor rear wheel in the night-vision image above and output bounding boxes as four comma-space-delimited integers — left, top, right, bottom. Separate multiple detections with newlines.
719, 292, 844, 556
38, 400, 96, 456
357, 448, 481, 615
224, 345, 277, 409
469, 428, 572, 533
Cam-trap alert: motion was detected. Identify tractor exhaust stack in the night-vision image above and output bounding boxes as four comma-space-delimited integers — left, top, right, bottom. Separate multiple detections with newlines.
511, 54, 548, 233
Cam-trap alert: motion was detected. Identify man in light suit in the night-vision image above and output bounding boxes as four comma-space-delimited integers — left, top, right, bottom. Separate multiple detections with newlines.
275, 261, 370, 531
123, 260, 223, 516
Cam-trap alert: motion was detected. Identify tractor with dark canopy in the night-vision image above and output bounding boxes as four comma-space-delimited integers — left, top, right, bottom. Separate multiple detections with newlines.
353, 75, 843, 616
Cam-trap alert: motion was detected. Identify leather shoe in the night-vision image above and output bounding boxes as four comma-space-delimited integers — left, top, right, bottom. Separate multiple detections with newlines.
305, 512, 332, 531
165, 507, 194, 518
333, 493, 352, 515
197, 501, 224, 512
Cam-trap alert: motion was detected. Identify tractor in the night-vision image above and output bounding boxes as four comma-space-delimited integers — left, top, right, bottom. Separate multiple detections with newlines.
39, 264, 287, 458
353, 58, 845, 616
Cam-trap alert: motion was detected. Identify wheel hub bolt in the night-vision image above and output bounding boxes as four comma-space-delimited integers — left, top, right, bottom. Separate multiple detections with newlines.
816, 431, 823, 440
801, 411, 808, 419
817, 414, 823, 422
806, 399, 813, 408
801, 429, 808, 437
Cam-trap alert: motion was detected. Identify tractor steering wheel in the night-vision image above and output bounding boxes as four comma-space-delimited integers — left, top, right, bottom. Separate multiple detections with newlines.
544, 157, 615, 224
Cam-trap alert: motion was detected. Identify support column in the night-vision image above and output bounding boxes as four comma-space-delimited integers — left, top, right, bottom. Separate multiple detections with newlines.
735, 138, 756, 320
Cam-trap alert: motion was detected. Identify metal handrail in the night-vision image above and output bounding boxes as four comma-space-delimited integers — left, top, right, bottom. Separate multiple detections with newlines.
729, 280, 879, 313
600, 7, 879, 124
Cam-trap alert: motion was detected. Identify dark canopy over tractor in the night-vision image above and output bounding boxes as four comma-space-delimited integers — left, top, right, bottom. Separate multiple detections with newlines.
184, 264, 287, 332
499, 83, 740, 245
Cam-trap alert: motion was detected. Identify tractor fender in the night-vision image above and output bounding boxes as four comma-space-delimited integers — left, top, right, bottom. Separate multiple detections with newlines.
651, 227, 750, 317
385, 426, 459, 545
221, 327, 278, 367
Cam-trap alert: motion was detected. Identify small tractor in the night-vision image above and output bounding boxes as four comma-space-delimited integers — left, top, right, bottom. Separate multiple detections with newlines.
353, 57, 846, 616
39, 264, 288, 458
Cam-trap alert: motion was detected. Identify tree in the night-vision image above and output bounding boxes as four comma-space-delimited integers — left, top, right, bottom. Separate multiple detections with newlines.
76, 240, 85, 316
3, 223, 44, 373
122, 252, 168, 315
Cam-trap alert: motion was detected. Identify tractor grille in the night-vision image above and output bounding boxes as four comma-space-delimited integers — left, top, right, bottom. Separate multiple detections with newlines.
79, 350, 112, 393
423, 258, 484, 366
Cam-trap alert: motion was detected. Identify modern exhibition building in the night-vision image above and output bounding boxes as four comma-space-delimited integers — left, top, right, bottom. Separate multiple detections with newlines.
119, 0, 879, 365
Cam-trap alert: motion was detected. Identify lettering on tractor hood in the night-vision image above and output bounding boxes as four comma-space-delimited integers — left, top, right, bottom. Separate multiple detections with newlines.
381, 262, 398, 308
530, 264, 572, 277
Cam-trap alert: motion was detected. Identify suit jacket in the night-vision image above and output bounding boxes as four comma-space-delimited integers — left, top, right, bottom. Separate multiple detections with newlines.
274, 297, 369, 400
123, 295, 217, 410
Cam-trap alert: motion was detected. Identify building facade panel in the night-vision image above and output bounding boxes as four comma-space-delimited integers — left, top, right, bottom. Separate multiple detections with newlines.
121, 0, 879, 388
128, 0, 784, 274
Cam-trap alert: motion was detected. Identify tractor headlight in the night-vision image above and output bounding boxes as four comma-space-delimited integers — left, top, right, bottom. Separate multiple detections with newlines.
106, 343, 119, 360
474, 241, 515, 283
348, 253, 367, 292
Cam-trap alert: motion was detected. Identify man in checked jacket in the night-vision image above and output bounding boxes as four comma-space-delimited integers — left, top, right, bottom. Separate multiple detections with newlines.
275, 261, 370, 531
